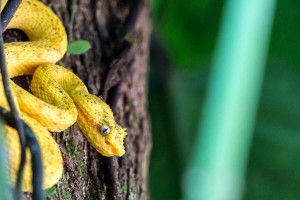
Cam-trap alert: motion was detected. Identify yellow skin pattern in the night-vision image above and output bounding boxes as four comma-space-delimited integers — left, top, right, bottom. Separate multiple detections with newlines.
0, 0, 127, 192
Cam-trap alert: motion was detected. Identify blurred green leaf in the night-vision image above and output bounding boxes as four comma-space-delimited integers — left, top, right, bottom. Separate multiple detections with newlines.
67, 40, 91, 55
152, 0, 223, 68
269, 0, 300, 65
0, 118, 9, 199
44, 185, 56, 197
149, 66, 182, 200
245, 61, 300, 200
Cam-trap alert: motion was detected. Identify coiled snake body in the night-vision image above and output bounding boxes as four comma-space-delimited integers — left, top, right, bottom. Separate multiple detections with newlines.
0, 0, 127, 191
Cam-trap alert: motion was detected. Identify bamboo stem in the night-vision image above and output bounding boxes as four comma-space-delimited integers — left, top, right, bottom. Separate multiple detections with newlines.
183, 1, 277, 200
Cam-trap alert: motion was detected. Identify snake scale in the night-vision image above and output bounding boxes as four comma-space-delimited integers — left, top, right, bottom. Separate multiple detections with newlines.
0, 0, 127, 192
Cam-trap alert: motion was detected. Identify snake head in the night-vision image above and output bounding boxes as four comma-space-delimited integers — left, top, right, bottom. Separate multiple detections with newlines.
73, 92, 127, 157
96, 117, 127, 156
99, 121, 127, 156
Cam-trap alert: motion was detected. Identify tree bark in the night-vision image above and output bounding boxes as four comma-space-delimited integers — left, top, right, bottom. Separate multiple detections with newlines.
12, 0, 151, 199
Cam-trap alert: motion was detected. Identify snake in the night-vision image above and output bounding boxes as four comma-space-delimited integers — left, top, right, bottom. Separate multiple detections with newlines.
0, 0, 127, 192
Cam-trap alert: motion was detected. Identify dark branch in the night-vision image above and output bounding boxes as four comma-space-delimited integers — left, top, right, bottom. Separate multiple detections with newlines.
1, 0, 22, 30
0, 11, 26, 200
24, 124, 44, 200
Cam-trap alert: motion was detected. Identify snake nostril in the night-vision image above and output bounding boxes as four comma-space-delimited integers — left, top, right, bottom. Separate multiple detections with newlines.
104, 140, 110, 145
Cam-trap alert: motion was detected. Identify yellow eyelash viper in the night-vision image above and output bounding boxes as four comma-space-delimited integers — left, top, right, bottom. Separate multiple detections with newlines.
0, 0, 127, 192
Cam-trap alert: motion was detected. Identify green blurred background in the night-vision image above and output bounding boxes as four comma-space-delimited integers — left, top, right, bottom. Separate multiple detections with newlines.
149, 0, 300, 199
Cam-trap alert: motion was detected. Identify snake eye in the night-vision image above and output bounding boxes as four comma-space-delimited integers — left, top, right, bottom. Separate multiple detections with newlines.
100, 125, 110, 136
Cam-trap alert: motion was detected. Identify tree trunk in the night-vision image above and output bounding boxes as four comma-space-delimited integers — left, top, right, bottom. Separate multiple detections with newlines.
12, 0, 151, 199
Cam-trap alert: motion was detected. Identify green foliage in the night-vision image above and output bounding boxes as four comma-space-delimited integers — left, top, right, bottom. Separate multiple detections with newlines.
67, 40, 91, 55
150, 0, 300, 200
44, 185, 56, 197
0, 118, 9, 199
151, 0, 223, 68
269, 0, 300, 65
149, 77, 181, 200
149, 66, 209, 199
245, 62, 300, 200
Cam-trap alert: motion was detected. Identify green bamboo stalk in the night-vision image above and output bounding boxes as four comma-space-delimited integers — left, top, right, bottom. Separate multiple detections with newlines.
183, 1, 276, 200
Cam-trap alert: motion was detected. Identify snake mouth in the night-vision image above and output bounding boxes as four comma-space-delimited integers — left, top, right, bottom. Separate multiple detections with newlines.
104, 139, 125, 157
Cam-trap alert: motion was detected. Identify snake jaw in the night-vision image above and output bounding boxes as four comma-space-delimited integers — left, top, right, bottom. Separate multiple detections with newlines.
104, 137, 125, 157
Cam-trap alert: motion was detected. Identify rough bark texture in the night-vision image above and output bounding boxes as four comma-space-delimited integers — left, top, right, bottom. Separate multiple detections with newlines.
8, 0, 151, 199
